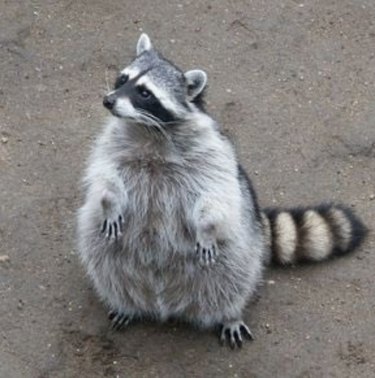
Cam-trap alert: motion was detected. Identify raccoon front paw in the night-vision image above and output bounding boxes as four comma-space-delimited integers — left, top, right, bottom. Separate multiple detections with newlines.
100, 190, 124, 242
195, 240, 218, 265
101, 215, 124, 242
220, 320, 254, 349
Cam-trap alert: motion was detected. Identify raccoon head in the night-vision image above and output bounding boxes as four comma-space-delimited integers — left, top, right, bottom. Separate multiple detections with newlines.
103, 34, 207, 126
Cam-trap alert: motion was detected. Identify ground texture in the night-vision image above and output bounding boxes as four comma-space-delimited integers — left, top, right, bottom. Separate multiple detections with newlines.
1, 0, 374, 377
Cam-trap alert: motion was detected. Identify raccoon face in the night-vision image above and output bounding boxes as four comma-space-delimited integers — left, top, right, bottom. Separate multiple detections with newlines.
103, 34, 207, 126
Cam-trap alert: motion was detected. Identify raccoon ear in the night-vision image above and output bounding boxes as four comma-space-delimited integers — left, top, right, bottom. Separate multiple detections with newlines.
137, 33, 153, 55
184, 70, 207, 100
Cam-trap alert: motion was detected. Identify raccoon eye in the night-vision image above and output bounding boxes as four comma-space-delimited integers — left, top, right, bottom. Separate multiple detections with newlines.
114, 74, 128, 89
138, 87, 152, 99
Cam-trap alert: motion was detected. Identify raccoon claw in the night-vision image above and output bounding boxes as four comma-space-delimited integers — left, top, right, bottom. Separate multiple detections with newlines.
101, 215, 124, 242
220, 321, 254, 349
195, 242, 217, 265
108, 311, 131, 330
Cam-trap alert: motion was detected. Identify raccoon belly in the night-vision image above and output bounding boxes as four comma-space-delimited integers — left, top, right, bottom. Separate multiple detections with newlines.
158, 242, 264, 327
95, 212, 194, 317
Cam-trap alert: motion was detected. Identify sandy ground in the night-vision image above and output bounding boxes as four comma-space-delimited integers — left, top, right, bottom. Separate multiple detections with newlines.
1, 0, 375, 377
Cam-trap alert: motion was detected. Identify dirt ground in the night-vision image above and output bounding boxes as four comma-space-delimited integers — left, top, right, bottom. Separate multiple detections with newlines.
1, 0, 374, 377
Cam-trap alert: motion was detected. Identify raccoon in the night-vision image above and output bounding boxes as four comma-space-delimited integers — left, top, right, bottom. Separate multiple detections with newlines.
77, 34, 367, 348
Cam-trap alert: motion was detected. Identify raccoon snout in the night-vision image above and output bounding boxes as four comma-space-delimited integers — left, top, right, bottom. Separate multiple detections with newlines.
103, 94, 116, 110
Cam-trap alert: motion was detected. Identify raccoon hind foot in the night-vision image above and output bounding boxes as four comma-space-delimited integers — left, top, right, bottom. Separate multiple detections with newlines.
220, 320, 254, 349
108, 310, 132, 330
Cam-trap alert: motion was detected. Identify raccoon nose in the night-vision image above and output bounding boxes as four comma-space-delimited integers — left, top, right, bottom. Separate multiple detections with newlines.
103, 95, 116, 110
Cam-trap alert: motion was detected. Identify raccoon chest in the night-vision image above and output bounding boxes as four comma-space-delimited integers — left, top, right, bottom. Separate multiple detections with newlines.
124, 165, 193, 254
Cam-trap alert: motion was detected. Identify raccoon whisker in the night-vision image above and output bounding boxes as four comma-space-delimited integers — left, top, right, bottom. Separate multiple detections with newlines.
157, 125, 172, 142
137, 111, 171, 142
151, 121, 171, 142
138, 114, 165, 140
105, 68, 110, 92
160, 120, 180, 126
151, 122, 171, 142
137, 108, 179, 129
144, 114, 178, 127
125, 115, 155, 138
138, 110, 164, 127
137, 112, 161, 130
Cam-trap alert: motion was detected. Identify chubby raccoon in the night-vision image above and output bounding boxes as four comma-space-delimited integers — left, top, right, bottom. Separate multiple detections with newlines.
77, 34, 367, 348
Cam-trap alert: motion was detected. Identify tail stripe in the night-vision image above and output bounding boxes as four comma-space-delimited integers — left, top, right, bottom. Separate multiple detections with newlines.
300, 210, 333, 261
274, 212, 298, 264
326, 208, 352, 251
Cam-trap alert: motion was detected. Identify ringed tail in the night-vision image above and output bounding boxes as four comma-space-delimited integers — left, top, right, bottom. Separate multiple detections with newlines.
260, 203, 368, 265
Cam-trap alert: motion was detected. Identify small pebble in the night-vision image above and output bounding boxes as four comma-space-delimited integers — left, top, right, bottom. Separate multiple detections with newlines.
0, 255, 10, 263
1, 137, 8, 144
17, 300, 24, 310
